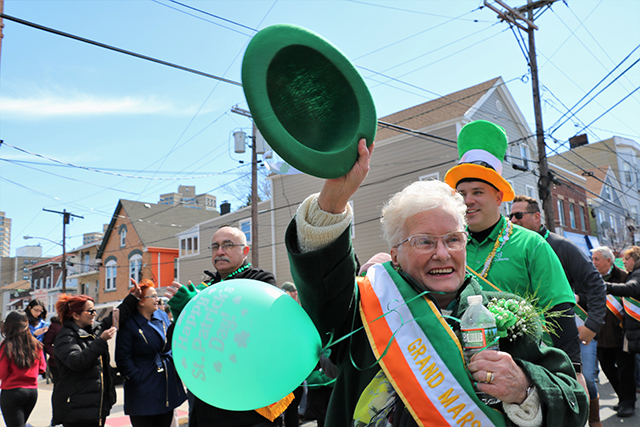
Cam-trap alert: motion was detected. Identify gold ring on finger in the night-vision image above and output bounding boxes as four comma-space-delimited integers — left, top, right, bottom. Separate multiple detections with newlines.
486, 371, 494, 384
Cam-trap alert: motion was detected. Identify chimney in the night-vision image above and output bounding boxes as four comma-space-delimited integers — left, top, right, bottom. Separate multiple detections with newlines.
220, 201, 231, 215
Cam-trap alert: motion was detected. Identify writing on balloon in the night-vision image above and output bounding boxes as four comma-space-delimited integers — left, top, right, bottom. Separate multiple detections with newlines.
174, 286, 238, 380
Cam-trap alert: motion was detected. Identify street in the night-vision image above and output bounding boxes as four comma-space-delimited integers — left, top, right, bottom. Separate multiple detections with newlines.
0, 369, 635, 427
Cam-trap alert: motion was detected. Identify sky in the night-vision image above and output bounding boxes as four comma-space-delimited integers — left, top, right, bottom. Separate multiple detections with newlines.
0, 0, 638, 258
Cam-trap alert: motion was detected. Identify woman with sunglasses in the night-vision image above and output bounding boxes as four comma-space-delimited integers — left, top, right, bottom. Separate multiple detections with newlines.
0, 311, 47, 427
116, 279, 186, 427
25, 299, 48, 343
52, 294, 117, 427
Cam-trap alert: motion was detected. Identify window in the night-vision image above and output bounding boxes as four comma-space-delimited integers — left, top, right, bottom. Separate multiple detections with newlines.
598, 211, 604, 227
129, 253, 142, 284
83, 253, 90, 273
579, 206, 586, 231
119, 225, 127, 247
525, 185, 535, 199
46, 276, 51, 289
520, 145, 530, 169
239, 219, 251, 244
180, 236, 199, 257
105, 259, 117, 291
603, 185, 611, 200
609, 214, 617, 232
557, 200, 565, 226
569, 204, 576, 229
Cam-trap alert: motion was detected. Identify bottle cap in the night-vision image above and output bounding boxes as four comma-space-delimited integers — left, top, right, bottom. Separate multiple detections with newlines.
467, 295, 482, 305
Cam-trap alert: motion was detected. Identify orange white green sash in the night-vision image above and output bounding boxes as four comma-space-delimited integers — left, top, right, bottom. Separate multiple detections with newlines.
623, 297, 640, 322
606, 295, 624, 326
574, 304, 588, 328
357, 263, 506, 427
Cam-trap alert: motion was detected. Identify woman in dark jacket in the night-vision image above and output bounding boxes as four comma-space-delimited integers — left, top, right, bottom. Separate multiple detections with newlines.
607, 246, 640, 353
53, 294, 117, 427
115, 279, 186, 427
606, 245, 640, 418
43, 316, 62, 384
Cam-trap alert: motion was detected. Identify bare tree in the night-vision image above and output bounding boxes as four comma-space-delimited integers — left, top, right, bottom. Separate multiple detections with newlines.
223, 164, 272, 209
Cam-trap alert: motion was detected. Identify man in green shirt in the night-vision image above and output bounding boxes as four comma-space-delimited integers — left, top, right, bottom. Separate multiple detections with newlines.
444, 120, 582, 372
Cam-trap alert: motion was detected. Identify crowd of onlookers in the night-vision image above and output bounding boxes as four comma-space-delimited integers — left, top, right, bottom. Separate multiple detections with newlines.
0, 239, 638, 427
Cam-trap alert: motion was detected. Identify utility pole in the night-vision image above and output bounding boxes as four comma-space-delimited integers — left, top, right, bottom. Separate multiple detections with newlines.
251, 121, 259, 267
230, 106, 259, 267
484, 0, 558, 229
42, 208, 83, 293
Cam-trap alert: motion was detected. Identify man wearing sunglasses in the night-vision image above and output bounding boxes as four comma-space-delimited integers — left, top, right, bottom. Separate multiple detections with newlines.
166, 226, 279, 427
444, 121, 582, 381
511, 195, 607, 424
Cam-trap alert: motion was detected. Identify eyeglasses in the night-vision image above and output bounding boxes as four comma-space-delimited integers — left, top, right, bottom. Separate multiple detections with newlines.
394, 231, 468, 252
143, 295, 159, 300
509, 211, 537, 220
209, 242, 244, 252
83, 309, 97, 315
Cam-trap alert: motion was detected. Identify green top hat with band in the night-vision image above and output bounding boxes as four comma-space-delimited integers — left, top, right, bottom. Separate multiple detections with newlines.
241, 24, 377, 179
444, 120, 515, 201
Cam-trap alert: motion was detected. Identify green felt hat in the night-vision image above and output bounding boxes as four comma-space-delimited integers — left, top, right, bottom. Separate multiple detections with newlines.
241, 24, 377, 179
444, 120, 515, 201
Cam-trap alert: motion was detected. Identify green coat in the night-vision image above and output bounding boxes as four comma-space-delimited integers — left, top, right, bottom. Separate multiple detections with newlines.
286, 221, 588, 427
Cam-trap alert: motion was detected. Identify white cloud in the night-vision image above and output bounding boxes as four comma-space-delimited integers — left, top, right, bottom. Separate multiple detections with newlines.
0, 92, 176, 118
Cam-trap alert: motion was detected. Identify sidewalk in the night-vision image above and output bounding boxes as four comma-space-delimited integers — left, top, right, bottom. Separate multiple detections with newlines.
1, 369, 635, 427
0, 379, 189, 427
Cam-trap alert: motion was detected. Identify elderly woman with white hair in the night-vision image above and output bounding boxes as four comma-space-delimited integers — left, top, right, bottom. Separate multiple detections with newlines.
285, 140, 587, 427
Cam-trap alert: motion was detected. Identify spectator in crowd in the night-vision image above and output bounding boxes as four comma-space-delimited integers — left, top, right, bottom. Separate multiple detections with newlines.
43, 316, 63, 384
591, 246, 634, 417
603, 246, 640, 418
280, 282, 304, 427
167, 226, 285, 426
116, 279, 186, 427
25, 299, 48, 343
0, 311, 46, 427
285, 139, 588, 426
444, 121, 582, 375
53, 294, 117, 427
510, 195, 606, 426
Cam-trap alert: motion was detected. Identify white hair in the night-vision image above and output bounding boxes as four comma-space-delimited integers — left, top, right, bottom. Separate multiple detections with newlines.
591, 246, 614, 262
381, 180, 467, 247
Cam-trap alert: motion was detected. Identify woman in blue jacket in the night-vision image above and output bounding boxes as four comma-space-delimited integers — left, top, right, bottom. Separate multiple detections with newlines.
25, 299, 48, 343
116, 279, 186, 427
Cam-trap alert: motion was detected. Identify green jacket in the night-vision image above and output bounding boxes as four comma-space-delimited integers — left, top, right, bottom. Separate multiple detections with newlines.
466, 217, 581, 364
286, 220, 588, 427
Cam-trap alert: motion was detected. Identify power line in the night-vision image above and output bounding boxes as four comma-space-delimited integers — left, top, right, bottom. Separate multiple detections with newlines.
1, 140, 244, 180
0, 13, 242, 87
163, 0, 258, 33
548, 45, 640, 135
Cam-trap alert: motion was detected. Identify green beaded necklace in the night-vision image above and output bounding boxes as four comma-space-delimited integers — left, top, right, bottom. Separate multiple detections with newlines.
221, 263, 252, 281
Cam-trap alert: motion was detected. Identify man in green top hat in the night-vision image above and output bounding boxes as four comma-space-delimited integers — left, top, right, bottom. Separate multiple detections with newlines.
444, 120, 583, 375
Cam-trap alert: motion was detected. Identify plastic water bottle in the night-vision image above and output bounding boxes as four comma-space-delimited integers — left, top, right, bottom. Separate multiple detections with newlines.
460, 295, 500, 405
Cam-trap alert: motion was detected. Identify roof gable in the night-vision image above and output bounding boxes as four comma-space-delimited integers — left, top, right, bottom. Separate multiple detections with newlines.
375, 77, 501, 141
97, 200, 220, 258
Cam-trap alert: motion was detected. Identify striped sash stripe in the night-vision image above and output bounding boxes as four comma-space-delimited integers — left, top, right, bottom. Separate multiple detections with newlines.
623, 297, 640, 322
358, 263, 506, 426
606, 295, 624, 324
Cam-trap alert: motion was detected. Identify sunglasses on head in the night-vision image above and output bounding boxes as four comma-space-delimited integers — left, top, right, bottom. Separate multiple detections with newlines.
509, 211, 536, 220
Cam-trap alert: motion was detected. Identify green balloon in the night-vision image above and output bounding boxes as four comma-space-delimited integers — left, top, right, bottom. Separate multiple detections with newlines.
173, 279, 322, 410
